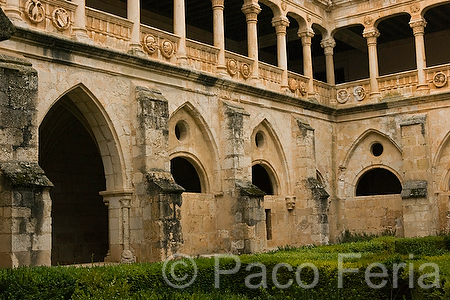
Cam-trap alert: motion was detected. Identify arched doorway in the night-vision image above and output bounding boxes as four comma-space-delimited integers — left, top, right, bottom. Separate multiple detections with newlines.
39, 96, 109, 265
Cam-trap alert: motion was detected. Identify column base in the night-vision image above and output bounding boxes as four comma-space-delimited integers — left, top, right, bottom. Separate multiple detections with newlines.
128, 45, 146, 58
4, 8, 27, 27
370, 92, 381, 99
216, 65, 229, 77
416, 84, 430, 95
72, 28, 93, 45
177, 56, 189, 67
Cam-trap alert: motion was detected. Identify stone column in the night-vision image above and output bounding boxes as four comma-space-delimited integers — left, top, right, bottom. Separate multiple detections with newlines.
4, 0, 24, 24
272, 16, 290, 90
211, 0, 227, 75
242, 2, 261, 80
71, 0, 91, 42
299, 28, 315, 97
363, 28, 381, 98
127, 0, 144, 55
174, 0, 188, 65
120, 196, 136, 263
321, 37, 336, 86
410, 18, 429, 92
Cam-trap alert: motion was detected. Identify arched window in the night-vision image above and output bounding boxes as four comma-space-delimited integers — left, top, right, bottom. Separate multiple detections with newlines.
356, 168, 402, 196
170, 157, 201, 193
252, 164, 274, 195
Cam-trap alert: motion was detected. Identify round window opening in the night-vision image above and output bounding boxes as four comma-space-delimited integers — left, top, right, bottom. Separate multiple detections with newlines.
255, 131, 265, 149
371, 142, 384, 157
175, 121, 188, 141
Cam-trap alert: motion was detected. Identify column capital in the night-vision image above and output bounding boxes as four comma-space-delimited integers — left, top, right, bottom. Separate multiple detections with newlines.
272, 16, 289, 34
320, 37, 336, 55
211, 0, 224, 9
298, 28, 314, 38
409, 18, 427, 35
242, 3, 261, 22
363, 28, 380, 46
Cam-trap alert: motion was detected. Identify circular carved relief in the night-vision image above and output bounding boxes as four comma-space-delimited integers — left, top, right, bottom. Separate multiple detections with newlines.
433, 72, 447, 88
227, 59, 238, 76
142, 34, 158, 54
337, 89, 349, 103
25, 0, 45, 23
353, 86, 366, 101
299, 82, 307, 96
160, 40, 174, 58
52, 8, 70, 30
288, 78, 298, 92
240, 63, 251, 79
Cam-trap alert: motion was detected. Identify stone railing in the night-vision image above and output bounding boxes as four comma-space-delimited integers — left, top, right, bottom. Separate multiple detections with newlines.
140, 25, 180, 64
335, 79, 371, 105
313, 79, 333, 105
287, 71, 309, 98
378, 69, 418, 99
426, 63, 450, 92
224, 51, 254, 82
186, 39, 219, 74
86, 8, 132, 52
259, 61, 283, 89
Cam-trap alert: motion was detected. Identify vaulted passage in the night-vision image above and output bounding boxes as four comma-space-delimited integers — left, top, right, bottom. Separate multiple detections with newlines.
252, 164, 274, 195
170, 157, 201, 193
39, 97, 108, 265
356, 168, 402, 196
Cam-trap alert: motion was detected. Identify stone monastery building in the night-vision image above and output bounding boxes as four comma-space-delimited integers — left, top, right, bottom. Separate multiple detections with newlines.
0, 0, 449, 267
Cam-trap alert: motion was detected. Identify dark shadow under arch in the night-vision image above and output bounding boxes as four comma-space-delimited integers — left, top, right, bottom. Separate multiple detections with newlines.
356, 168, 402, 196
252, 164, 274, 195
39, 96, 108, 265
170, 157, 201, 193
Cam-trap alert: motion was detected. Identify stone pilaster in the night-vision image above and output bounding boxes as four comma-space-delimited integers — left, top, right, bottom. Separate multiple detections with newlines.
400, 115, 435, 237
320, 37, 336, 86
220, 101, 265, 254
71, 0, 91, 43
132, 86, 184, 261
363, 28, 381, 98
174, 0, 188, 65
127, 0, 144, 56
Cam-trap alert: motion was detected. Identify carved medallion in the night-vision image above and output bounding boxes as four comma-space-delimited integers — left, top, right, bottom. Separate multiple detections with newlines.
410, 3, 420, 13
288, 78, 298, 92
353, 86, 366, 101
142, 34, 158, 54
227, 59, 238, 76
299, 82, 307, 96
433, 72, 447, 88
52, 8, 70, 30
240, 63, 251, 79
337, 89, 349, 103
160, 40, 174, 58
25, 0, 45, 23
364, 15, 373, 26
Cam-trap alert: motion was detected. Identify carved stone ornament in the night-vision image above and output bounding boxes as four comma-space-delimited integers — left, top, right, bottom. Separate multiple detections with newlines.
288, 78, 298, 92
433, 72, 447, 88
160, 40, 174, 58
142, 34, 158, 54
227, 58, 238, 76
25, 0, 45, 23
52, 8, 70, 31
364, 15, 373, 26
410, 3, 420, 13
281, 2, 287, 11
299, 82, 307, 96
337, 89, 350, 103
353, 86, 366, 101
240, 63, 251, 79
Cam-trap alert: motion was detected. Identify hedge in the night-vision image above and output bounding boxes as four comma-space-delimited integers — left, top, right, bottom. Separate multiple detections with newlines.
0, 235, 448, 299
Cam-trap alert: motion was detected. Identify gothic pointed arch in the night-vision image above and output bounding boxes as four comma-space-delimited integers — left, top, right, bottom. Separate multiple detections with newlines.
39, 84, 124, 265
169, 101, 218, 193
251, 118, 289, 195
